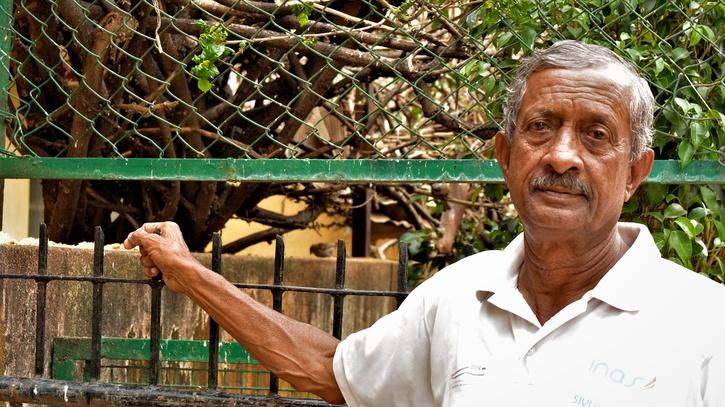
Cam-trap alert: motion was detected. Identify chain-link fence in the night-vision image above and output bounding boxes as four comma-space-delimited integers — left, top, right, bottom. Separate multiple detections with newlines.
1, 0, 722, 161
0, 0, 722, 254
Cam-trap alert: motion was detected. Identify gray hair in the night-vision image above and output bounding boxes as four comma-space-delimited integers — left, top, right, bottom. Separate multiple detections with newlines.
503, 40, 655, 161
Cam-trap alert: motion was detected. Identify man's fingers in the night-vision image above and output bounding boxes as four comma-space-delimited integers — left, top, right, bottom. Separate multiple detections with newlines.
143, 266, 159, 278
123, 227, 146, 250
140, 255, 155, 269
143, 222, 165, 235
124, 223, 172, 250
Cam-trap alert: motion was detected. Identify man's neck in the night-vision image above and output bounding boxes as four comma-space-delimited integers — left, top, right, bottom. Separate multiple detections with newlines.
517, 225, 631, 325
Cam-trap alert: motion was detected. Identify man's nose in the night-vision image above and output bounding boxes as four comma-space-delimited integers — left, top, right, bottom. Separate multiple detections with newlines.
542, 125, 583, 174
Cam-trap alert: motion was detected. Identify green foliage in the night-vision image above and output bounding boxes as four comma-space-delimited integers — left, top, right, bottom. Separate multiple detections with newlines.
292, 2, 313, 28
190, 20, 234, 92
632, 184, 725, 281
401, 188, 523, 287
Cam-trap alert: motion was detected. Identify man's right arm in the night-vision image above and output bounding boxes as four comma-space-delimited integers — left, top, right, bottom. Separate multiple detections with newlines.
123, 222, 345, 404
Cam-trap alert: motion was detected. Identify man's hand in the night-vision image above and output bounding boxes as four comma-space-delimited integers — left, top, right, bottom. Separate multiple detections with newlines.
123, 221, 343, 403
123, 221, 200, 294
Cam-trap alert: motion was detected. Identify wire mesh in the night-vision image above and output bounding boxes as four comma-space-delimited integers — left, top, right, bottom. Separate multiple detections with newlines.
0, 0, 721, 161
0, 0, 722, 253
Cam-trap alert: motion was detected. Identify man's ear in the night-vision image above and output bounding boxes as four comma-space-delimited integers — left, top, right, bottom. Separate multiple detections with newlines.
494, 132, 512, 177
625, 148, 654, 201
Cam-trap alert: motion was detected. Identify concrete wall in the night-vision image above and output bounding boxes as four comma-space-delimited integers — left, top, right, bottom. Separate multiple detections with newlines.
0, 243, 398, 378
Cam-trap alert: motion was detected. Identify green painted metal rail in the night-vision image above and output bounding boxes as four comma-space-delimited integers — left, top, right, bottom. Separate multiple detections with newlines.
0, 158, 723, 184
52, 337, 259, 382
51, 336, 317, 399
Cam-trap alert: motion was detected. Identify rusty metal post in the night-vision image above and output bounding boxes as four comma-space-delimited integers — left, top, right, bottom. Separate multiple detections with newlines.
34, 223, 48, 377
90, 227, 105, 381
208, 232, 222, 389
396, 241, 409, 308
352, 188, 372, 257
269, 235, 285, 395
332, 240, 346, 339
149, 275, 163, 385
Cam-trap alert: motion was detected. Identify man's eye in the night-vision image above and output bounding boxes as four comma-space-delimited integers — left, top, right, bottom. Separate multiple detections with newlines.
588, 129, 608, 140
530, 121, 548, 131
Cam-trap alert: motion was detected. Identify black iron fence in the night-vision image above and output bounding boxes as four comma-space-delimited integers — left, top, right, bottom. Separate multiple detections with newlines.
0, 224, 409, 406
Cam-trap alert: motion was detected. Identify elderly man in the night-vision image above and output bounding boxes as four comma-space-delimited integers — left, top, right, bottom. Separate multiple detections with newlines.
124, 41, 725, 406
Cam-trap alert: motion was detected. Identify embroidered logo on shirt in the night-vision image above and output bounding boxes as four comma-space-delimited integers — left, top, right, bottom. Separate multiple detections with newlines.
589, 360, 656, 390
450, 365, 487, 390
451, 365, 487, 378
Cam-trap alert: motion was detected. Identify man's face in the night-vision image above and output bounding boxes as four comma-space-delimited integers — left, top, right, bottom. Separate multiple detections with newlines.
495, 67, 651, 237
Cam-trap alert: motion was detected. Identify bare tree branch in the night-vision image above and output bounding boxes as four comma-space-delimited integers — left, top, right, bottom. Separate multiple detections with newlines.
415, 82, 499, 140
239, 202, 325, 229
222, 227, 290, 253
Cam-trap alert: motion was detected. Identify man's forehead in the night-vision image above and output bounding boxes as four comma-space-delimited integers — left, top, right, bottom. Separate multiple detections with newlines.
519, 65, 633, 129
528, 64, 633, 90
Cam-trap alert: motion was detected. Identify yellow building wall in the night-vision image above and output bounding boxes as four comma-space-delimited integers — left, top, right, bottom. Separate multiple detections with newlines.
1, 179, 30, 239
2, 134, 31, 239
210, 195, 352, 257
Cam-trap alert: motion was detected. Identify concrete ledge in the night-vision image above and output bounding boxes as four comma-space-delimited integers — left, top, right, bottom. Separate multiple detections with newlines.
0, 243, 397, 378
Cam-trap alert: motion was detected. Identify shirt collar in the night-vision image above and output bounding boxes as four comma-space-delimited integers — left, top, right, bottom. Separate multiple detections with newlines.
475, 222, 662, 313
474, 233, 541, 325
588, 222, 661, 312
474, 232, 525, 302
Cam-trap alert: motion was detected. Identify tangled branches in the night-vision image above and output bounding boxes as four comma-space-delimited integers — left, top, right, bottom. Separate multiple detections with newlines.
9, 0, 498, 249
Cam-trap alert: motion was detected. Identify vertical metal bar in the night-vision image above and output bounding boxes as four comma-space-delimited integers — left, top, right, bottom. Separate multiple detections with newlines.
269, 235, 285, 395
352, 188, 372, 257
208, 232, 222, 389
149, 270, 163, 385
396, 241, 408, 309
332, 240, 346, 339
34, 223, 48, 377
90, 227, 104, 381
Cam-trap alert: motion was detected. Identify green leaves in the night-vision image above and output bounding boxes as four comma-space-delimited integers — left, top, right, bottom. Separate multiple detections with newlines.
664, 203, 687, 218
677, 141, 695, 168
640, 184, 724, 277
645, 184, 668, 207
674, 217, 703, 239
399, 230, 429, 257
686, 23, 715, 47
669, 230, 692, 264
292, 2, 313, 27
189, 20, 234, 92
700, 186, 718, 212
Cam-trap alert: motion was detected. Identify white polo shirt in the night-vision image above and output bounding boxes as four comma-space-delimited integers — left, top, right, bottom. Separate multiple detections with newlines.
333, 222, 725, 406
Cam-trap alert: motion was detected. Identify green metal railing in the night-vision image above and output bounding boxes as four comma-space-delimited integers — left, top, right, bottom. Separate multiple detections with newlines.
0, 157, 723, 184
52, 337, 313, 398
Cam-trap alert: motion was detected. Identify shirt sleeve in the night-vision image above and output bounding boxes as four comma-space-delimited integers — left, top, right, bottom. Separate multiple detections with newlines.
332, 274, 439, 407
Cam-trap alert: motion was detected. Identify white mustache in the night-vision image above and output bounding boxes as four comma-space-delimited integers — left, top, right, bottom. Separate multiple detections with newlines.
530, 173, 591, 198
